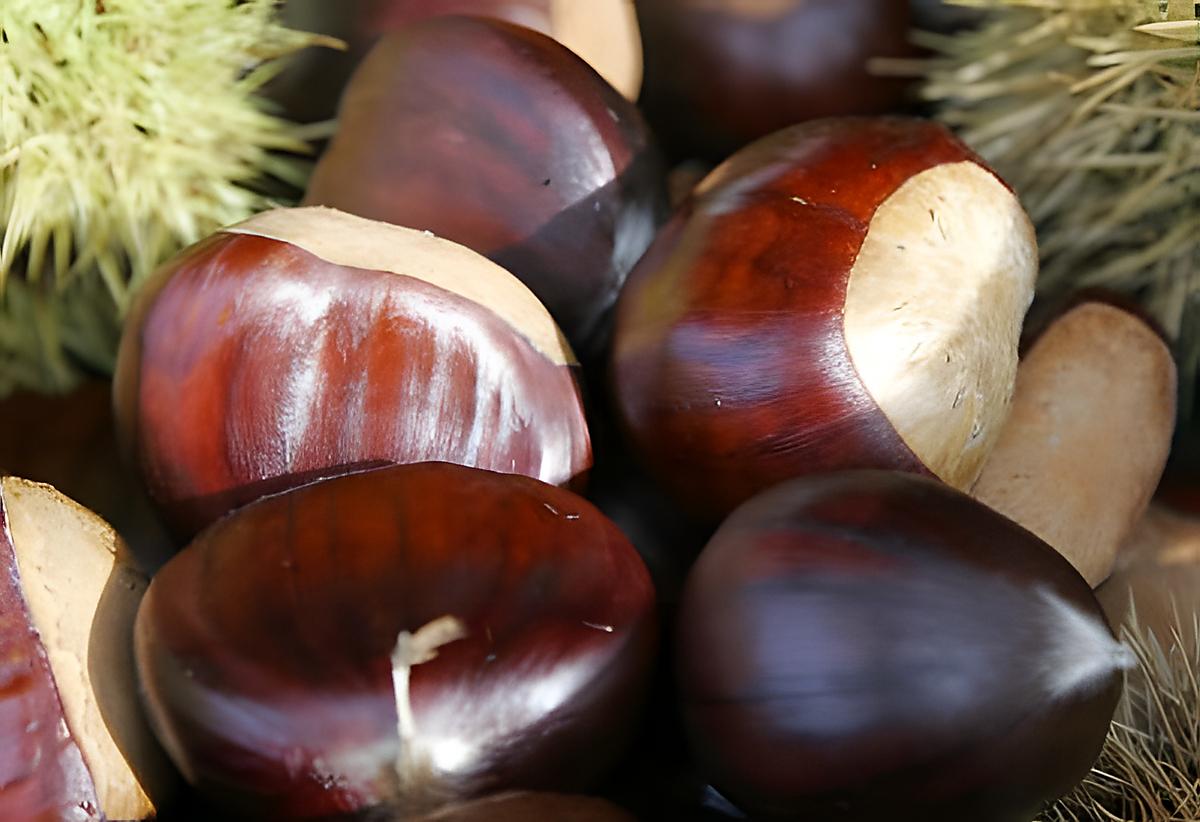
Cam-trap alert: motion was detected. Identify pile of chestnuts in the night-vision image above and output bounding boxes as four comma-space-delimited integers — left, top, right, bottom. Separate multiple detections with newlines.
1, 3, 1175, 821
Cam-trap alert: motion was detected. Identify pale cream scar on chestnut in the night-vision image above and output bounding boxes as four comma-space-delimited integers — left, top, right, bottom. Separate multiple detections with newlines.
224, 207, 577, 367
551, 0, 643, 101
3, 478, 167, 819
842, 161, 1038, 491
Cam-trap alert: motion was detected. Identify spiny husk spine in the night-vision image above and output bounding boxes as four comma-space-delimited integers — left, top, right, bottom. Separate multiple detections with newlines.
0, 0, 333, 393
905, 0, 1199, 407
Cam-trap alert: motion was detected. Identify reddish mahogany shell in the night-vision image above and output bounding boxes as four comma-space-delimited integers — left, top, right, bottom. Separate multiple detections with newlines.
135, 463, 656, 818
0, 497, 101, 820
303, 16, 668, 359
636, 0, 917, 160
610, 118, 995, 518
114, 230, 590, 539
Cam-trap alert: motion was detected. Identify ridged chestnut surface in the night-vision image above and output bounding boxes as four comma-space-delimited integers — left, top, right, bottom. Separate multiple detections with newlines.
678, 470, 1128, 821
636, 0, 917, 160
114, 207, 590, 539
611, 118, 1038, 518
134, 463, 656, 819
303, 17, 668, 358
0, 478, 173, 821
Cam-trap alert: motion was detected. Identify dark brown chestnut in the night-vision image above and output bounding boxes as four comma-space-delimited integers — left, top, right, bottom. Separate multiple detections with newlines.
303, 16, 668, 359
677, 470, 1129, 821
114, 207, 591, 539
610, 117, 1038, 519
636, 0, 919, 160
271, 0, 643, 125
0, 478, 174, 820
134, 462, 656, 819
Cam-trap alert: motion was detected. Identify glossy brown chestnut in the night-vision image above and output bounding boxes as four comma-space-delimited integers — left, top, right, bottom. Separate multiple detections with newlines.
271, 0, 643, 124
971, 299, 1177, 587
134, 463, 656, 819
114, 207, 590, 539
636, 0, 918, 160
611, 118, 1038, 518
0, 478, 174, 820
677, 470, 1129, 821
303, 16, 668, 359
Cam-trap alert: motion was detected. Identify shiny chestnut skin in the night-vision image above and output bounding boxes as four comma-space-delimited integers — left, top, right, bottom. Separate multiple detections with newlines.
636, 0, 917, 161
0, 478, 174, 821
678, 470, 1127, 821
134, 463, 657, 819
303, 17, 669, 360
611, 118, 1038, 519
114, 208, 590, 540
271, 0, 642, 124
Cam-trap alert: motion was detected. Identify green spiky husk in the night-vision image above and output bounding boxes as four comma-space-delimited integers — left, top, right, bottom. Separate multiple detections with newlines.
1041, 609, 1200, 821
0, 0, 328, 393
914, 0, 1199, 407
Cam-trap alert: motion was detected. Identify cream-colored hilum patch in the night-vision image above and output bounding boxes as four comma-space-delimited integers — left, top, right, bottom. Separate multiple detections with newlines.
843, 161, 1038, 490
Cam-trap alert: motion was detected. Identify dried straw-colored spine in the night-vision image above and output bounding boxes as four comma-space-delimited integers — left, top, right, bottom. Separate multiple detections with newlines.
0, 1, 333, 393
893, 0, 1199, 406
1042, 608, 1200, 821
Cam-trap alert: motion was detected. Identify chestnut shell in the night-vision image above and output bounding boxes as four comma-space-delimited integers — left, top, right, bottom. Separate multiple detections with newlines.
135, 463, 656, 819
114, 228, 590, 540
303, 16, 668, 359
677, 470, 1124, 821
610, 118, 991, 518
636, 0, 916, 161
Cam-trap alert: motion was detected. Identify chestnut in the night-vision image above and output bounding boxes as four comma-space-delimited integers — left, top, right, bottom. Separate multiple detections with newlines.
677, 470, 1129, 821
303, 16, 669, 359
134, 462, 656, 818
113, 207, 590, 539
971, 299, 1177, 587
411, 791, 636, 821
271, 0, 643, 124
0, 380, 173, 571
611, 118, 1038, 519
636, 0, 918, 160
0, 478, 174, 820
